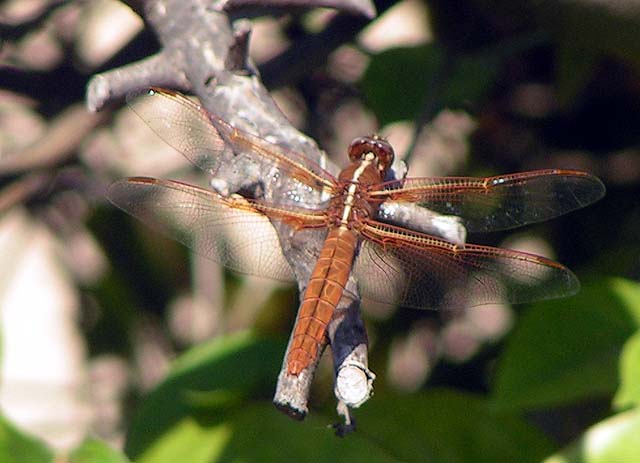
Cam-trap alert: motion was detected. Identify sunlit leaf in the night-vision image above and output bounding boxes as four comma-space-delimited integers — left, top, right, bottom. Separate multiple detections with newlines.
542, 409, 640, 463
0, 415, 53, 463
69, 438, 131, 463
125, 332, 285, 459
613, 332, 640, 409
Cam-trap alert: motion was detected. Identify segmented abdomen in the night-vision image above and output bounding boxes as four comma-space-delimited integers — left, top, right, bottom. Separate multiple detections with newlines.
287, 227, 357, 375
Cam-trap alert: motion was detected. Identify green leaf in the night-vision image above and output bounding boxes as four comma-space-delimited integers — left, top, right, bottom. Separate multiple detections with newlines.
491, 278, 640, 411
361, 45, 445, 125
442, 53, 499, 110
125, 330, 553, 463
542, 409, 640, 463
125, 332, 285, 459
132, 390, 552, 463
357, 390, 553, 463
0, 414, 53, 463
361, 40, 527, 126
69, 438, 131, 463
134, 402, 400, 463
614, 332, 640, 409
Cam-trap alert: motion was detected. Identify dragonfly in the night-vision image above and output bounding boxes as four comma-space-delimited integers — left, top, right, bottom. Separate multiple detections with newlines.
109, 88, 605, 376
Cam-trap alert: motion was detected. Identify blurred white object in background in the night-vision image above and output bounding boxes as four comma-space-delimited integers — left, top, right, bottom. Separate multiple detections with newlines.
0, 208, 91, 449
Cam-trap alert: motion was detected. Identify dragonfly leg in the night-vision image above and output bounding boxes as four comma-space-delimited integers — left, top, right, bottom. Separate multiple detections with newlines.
333, 400, 356, 437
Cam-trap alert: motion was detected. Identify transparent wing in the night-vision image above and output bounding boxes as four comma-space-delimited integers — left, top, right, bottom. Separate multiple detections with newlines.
353, 220, 579, 310
369, 170, 605, 232
108, 177, 328, 281
127, 88, 337, 191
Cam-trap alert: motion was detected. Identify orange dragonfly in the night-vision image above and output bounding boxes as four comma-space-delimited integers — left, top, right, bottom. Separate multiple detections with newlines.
109, 88, 605, 376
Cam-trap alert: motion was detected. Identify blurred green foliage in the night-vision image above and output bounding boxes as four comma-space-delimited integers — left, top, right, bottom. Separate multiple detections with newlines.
0, 416, 52, 463
69, 438, 132, 463
4, 279, 640, 462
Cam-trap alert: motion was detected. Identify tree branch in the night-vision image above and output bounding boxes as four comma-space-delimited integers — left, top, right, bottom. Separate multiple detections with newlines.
222, 0, 376, 19
87, 0, 378, 423
0, 172, 53, 214
87, 51, 190, 112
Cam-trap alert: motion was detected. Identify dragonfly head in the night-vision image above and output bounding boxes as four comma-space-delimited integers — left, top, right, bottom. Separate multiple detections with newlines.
348, 135, 395, 174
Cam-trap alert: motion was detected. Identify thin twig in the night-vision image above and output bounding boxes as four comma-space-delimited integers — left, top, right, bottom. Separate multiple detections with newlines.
223, 0, 376, 19
0, 172, 52, 214
0, 104, 109, 176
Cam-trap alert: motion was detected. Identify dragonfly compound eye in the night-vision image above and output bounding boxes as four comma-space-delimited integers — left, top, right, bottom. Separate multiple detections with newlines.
348, 136, 395, 170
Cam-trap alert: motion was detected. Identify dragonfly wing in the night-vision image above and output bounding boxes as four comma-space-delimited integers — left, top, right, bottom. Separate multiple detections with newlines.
127, 88, 337, 192
127, 88, 231, 175
108, 177, 328, 281
353, 220, 579, 310
370, 170, 605, 232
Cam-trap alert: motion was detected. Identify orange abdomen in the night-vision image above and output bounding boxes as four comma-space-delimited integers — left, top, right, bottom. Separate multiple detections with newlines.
287, 227, 358, 375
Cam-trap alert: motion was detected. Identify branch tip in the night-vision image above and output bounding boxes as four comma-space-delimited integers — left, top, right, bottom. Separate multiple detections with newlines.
334, 360, 375, 408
